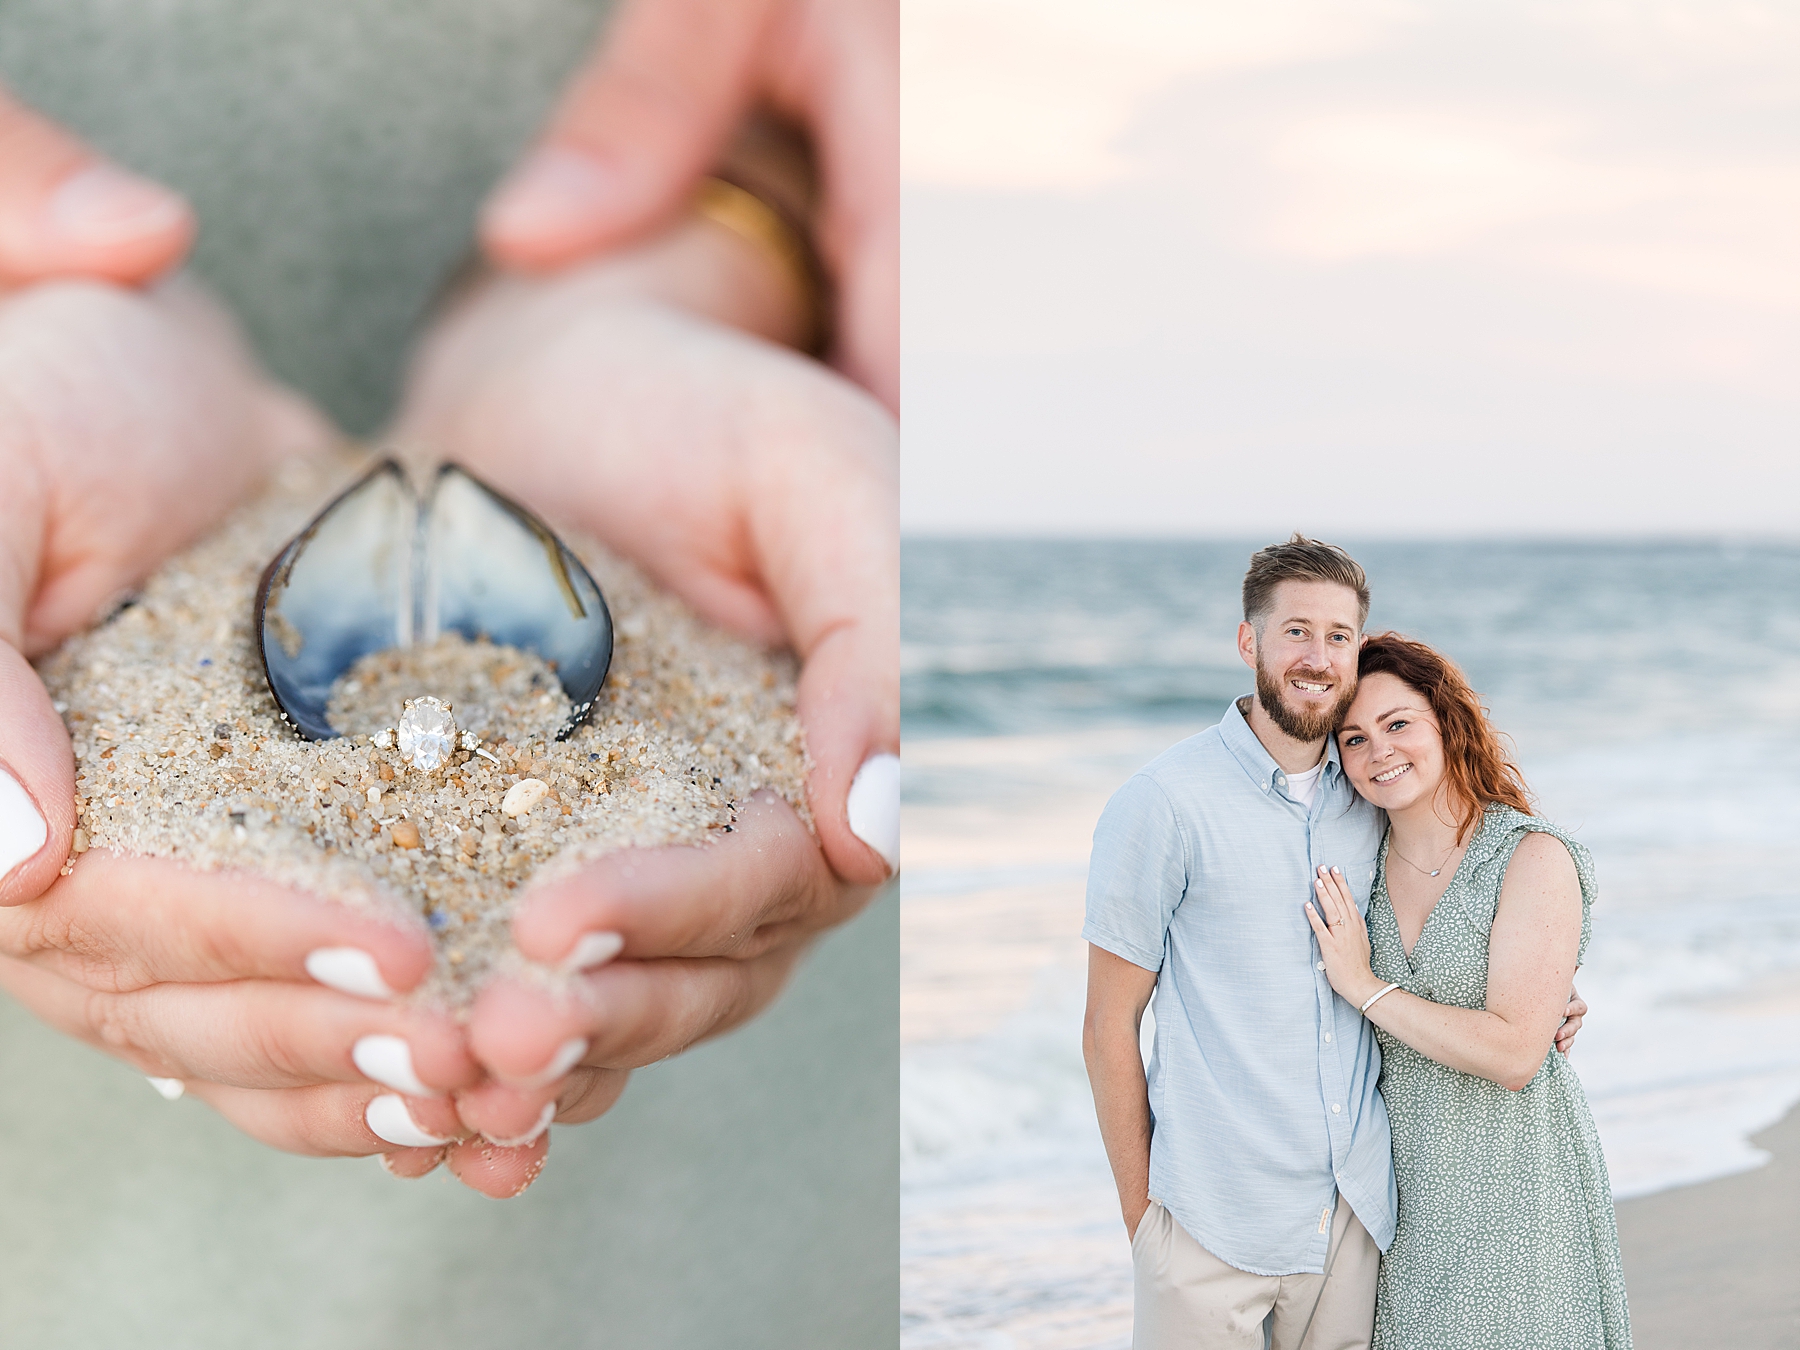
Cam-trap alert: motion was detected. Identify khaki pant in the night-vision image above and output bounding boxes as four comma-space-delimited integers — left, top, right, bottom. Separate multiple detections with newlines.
1131, 1197, 1378, 1350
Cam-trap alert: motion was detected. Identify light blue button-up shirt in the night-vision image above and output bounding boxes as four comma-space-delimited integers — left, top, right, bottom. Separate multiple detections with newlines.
1083, 697, 1396, 1275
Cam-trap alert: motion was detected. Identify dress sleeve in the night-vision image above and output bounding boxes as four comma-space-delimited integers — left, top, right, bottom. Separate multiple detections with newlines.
1519, 821, 1598, 964
1081, 773, 1189, 973
1474, 817, 1599, 964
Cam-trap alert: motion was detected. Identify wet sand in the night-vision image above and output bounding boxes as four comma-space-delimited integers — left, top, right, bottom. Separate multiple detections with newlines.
1616, 1102, 1800, 1349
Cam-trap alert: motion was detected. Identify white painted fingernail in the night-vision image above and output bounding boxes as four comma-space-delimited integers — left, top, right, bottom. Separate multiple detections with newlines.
485, 147, 617, 240
305, 948, 395, 1000
562, 931, 623, 972
145, 1076, 185, 1100
846, 752, 900, 872
365, 1093, 452, 1148
517, 1036, 588, 1088
352, 1034, 443, 1098
485, 1101, 556, 1148
0, 764, 48, 882
47, 163, 188, 247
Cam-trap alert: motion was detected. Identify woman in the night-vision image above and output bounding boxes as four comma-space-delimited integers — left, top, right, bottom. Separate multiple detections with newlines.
1305, 633, 1631, 1350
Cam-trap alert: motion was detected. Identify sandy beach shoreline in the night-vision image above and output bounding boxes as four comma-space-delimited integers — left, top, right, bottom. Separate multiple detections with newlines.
1617, 1102, 1800, 1348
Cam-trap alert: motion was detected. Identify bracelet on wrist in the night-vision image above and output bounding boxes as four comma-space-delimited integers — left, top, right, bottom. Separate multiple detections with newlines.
1360, 982, 1402, 1014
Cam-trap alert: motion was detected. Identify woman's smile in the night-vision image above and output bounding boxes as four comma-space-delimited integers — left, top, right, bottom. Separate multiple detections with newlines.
1337, 671, 1451, 811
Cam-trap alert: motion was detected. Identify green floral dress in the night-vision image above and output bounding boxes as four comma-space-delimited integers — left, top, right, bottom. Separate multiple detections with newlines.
1368, 806, 1632, 1350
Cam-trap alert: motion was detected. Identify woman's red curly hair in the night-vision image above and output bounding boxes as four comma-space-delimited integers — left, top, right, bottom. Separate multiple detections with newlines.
1356, 632, 1533, 842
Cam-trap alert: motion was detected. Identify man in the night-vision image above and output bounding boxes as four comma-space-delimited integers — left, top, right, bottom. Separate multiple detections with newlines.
1082, 535, 1578, 1349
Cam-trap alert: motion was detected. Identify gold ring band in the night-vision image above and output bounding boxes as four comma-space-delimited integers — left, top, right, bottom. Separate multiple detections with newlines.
694, 176, 825, 355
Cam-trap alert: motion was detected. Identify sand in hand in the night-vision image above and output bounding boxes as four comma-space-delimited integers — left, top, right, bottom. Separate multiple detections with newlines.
38, 454, 811, 1006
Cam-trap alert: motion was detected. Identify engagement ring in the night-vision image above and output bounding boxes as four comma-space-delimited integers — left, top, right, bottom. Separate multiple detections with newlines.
373, 696, 480, 772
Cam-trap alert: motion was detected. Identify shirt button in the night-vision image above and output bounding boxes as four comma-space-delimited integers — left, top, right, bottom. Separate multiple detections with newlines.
1316, 961, 1326, 971
1331, 1103, 1342, 1114
1323, 1032, 1332, 1042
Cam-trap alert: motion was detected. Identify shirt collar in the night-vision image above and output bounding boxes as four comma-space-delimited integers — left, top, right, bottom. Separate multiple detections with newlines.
1220, 695, 1342, 794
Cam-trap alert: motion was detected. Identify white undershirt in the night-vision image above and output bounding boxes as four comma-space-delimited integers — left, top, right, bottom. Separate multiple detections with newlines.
1284, 760, 1325, 810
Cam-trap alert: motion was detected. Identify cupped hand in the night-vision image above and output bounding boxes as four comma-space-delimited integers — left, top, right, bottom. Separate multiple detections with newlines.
0, 856, 556, 1196
397, 235, 898, 889
0, 855, 479, 1170
1305, 864, 1381, 1008
394, 236, 894, 1141
0, 93, 216, 900
0, 278, 550, 1195
0, 853, 546, 1194
0, 276, 320, 902
480, 0, 897, 408
452, 791, 859, 1143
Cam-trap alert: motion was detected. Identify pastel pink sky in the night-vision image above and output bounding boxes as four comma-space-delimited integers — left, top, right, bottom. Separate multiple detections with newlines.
902, 0, 1800, 535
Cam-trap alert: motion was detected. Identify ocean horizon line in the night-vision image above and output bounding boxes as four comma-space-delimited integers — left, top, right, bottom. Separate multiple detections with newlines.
902, 529, 1800, 547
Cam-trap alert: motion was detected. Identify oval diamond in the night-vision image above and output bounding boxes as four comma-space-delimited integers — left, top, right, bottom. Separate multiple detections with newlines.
396, 697, 457, 771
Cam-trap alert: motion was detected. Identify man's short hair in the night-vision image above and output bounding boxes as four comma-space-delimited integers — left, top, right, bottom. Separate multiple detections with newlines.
1242, 534, 1370, 633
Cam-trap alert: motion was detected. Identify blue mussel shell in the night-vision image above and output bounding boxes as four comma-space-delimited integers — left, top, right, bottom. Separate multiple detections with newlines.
255, 459, 612, 741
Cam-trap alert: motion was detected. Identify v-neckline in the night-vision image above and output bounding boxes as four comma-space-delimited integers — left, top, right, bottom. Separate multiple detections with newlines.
1378, 823, 1481, 966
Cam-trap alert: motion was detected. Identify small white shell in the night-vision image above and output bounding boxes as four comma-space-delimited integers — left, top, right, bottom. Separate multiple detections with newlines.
502, 778, 551, 818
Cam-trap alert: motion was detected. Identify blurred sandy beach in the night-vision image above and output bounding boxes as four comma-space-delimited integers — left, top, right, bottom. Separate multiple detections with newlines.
1616, 1105, 1800, 1350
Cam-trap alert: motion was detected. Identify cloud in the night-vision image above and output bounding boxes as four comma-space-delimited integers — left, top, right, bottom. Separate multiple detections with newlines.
901, 0, 1407, 190
901, 0, 1800, 535
1264, 113, 1645, 258
1252, 110, 1800, 309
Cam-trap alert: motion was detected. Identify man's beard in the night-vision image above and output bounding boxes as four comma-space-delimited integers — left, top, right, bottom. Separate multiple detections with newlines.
1255, 658, 1356, 742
